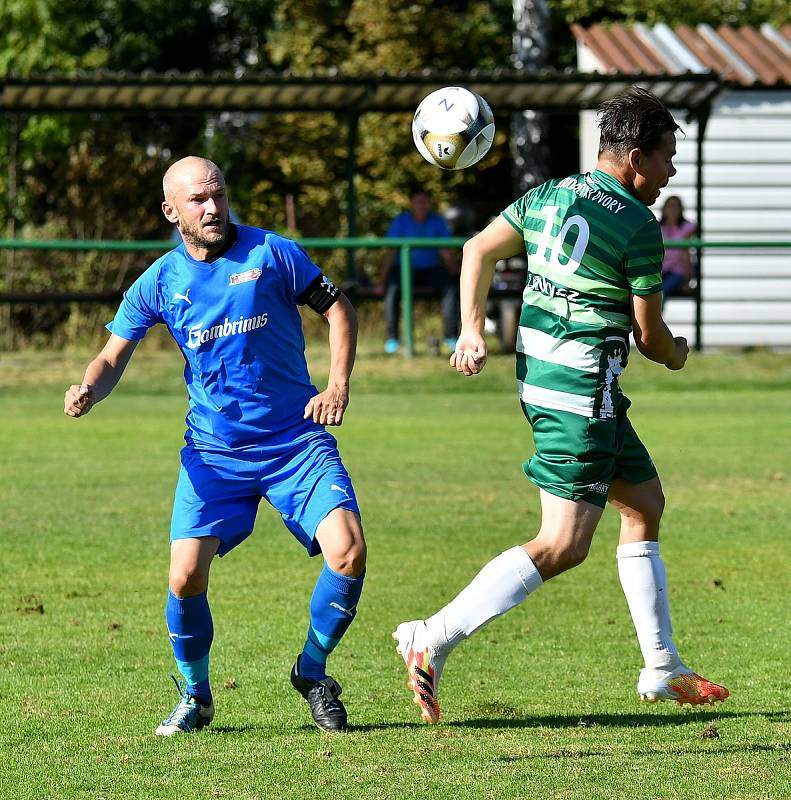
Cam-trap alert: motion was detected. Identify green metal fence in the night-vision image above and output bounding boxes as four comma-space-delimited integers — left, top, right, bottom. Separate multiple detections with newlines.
1, 237, 790, 354
0, 236, 467, 356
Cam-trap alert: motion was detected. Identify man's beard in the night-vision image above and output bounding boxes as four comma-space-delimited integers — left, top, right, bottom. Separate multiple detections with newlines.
180, 217, 228, 249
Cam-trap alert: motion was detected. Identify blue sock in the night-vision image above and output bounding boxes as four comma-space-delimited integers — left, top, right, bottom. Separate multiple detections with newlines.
299, 564, 365, 681
165, 591, 214, 706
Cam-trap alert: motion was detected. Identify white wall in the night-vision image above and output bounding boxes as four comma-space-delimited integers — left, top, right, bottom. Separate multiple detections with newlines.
659, 91, 791, 348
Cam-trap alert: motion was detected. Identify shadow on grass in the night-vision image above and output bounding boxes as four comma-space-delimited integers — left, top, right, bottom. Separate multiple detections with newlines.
345, 721, 427, 732
205, 711, 790, 737
494, 741, 791, 762
209, 722, 430, 735
208, 724, 272, 734
450, 709, 790, 731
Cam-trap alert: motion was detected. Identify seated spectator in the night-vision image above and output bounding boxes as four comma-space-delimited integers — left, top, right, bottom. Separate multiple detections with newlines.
378, 189, 459, 354
660, 196, 696, 300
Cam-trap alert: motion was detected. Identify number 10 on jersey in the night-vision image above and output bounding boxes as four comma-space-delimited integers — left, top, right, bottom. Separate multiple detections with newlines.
529, 205, 590, 276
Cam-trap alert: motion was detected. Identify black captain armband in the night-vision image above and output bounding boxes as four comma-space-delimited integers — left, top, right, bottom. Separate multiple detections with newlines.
298, 273, 342, 314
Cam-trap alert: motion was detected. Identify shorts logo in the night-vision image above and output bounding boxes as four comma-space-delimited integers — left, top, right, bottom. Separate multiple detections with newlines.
330, 483, 353, 502
229, 267, 262, 286
588, 481, 610, 495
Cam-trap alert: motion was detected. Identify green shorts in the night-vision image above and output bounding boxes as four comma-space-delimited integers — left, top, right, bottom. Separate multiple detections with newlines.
522, 397, 657, 508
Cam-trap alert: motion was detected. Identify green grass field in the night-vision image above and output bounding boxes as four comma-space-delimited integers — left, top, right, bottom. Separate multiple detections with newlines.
2, 342, 790, 800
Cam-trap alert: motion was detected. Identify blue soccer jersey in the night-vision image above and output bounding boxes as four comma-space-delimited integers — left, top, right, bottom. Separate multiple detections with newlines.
108, 225, 324, 450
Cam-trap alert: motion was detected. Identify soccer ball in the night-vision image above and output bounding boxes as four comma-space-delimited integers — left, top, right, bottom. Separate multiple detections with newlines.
412, 86, 495, 171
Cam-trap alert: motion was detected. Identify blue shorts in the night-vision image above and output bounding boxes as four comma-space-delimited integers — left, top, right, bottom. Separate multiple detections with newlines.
170, 431, 360, 557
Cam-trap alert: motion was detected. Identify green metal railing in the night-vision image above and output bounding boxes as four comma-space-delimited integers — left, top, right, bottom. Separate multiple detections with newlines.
0, 236, 466, 356
1, 237, 790, 354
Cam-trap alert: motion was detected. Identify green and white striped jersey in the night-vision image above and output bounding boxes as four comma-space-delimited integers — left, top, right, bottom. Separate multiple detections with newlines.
501, 169, 664, 419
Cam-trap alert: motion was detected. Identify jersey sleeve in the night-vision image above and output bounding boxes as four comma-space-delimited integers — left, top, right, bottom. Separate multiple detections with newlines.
625, 219, 664, 296
272, 236, 321, 301
106, 265, 163, 340
501, 189, 538, 235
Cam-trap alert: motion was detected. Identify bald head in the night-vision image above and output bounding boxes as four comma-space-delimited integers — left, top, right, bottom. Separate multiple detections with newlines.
163, 156, 225, 203
162, 156, 230, 260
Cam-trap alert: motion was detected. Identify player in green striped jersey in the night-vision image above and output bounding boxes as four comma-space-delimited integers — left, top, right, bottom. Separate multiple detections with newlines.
394, 88, 728, 723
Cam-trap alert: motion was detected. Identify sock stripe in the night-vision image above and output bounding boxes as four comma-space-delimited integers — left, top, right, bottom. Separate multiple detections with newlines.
303, 640, 328, 665
308, 627, 341, 652
617, 540, 660, 559
174, 655, 210, 685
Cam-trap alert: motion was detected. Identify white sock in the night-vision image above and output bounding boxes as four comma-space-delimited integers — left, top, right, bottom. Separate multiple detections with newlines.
424, 546, 543, 654
616, 540, 680, 671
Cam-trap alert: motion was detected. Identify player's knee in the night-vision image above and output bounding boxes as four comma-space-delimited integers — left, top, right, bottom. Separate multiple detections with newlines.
317, 510, 366, 576
654, 488, 666, 521
639, 487, 665, 530
529, 535, 590, 578
560, 537, 591, 570
622, 481, 666, 530
328, 538, 367, 577
169, 563, 209, 597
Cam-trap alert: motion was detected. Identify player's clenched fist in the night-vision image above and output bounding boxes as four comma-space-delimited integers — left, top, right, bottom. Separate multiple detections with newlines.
64, 384, 94, 417
665, 337, 689, 371
450, 331, 487, 377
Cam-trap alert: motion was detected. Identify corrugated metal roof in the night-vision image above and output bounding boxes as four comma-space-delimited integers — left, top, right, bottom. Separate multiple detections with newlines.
0, 70, 721, 113
572, 23, 791, 87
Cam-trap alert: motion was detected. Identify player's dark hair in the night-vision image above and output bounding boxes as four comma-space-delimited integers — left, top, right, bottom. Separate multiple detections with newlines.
597, 87, 680, 157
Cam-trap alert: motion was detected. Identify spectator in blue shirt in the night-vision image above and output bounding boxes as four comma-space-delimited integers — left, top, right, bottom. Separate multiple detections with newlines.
378, 189, 459, 354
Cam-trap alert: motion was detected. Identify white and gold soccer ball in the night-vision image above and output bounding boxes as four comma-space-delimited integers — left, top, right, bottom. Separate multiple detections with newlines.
412, 86, 495, 171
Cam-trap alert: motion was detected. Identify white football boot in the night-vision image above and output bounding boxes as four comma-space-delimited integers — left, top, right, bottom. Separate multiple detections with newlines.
393, 620, 447, 724
638, 663, 729, 705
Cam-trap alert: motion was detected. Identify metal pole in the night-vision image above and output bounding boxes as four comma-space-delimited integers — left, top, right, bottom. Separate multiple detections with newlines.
3, 113, 21, 351
511, 0, 551, 195
346, 113, 359, 282
694, 104, 711, 352
400, 245, 414, 357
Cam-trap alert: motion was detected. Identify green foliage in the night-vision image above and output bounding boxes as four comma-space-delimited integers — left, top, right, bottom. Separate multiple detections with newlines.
0, 0, 107, 74
343, 0, 512, 71
552, 0, 791, 27
268, 0, 357, 71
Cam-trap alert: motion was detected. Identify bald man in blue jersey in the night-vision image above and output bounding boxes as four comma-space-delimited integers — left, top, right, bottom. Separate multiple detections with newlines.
64, 157, 366, 735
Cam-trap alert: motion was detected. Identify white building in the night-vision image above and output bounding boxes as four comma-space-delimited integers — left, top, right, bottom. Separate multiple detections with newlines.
574, 23, 791, 348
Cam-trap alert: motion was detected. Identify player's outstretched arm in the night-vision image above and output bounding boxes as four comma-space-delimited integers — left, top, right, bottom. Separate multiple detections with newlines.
304, 294, 358, 427
630, 293, 688, 370
452, 216, 524, 377
64, 334, 139, 417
